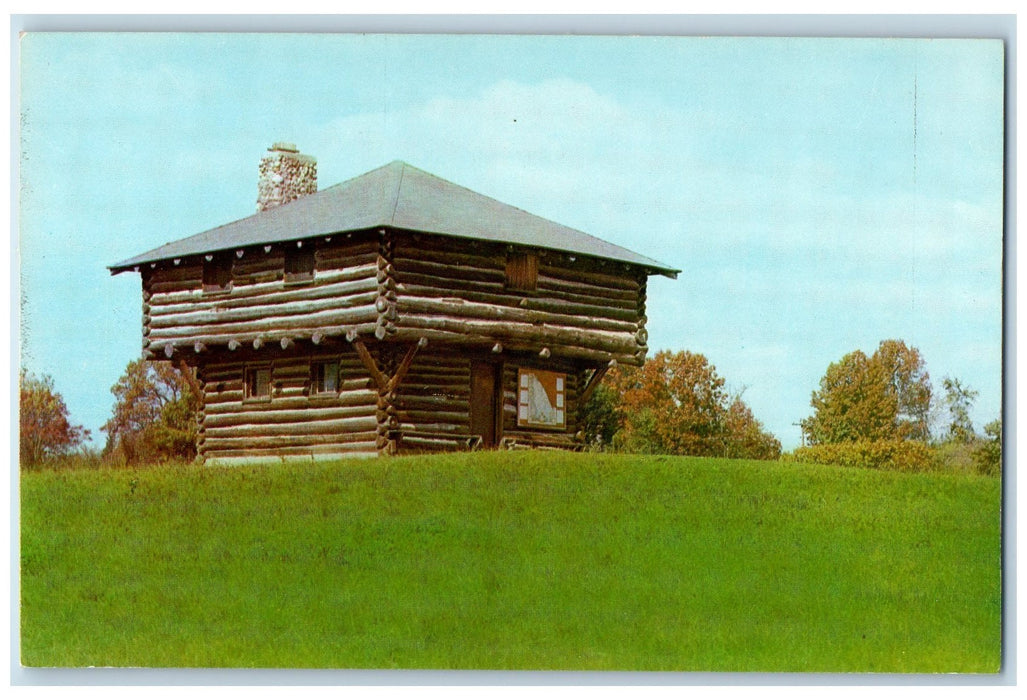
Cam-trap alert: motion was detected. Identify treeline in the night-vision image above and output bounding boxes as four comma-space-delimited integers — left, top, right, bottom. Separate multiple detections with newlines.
19, 361, 199, 469
19, 338, 1001, 474
788, 339, 1001, 476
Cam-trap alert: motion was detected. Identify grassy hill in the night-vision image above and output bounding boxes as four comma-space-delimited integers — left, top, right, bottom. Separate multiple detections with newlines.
20, 451, 1001, 671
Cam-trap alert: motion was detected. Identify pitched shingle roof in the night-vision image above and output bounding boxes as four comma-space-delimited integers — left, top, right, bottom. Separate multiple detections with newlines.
109, 161, 679, 277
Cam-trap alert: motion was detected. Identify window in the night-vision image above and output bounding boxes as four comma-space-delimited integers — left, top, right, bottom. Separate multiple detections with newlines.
284, 242, 315, 284
244, 366, 272, 401
311, 360, 340, 396
517, 368, 566, 429
203, 252, 233, 293
506, 252, 538, 292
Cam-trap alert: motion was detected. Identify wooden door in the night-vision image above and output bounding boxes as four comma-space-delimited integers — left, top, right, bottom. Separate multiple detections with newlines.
470, 361, 502, 448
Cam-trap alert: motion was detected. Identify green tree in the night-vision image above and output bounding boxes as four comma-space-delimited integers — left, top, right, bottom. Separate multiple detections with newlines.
802, 340, 932, 445
579, 383, 621, 448
19, 369, 89, 466
941, 376, 979, 444
875, 339, 932, 441
802, 349, 895, 445
102, 359, 200, 465
973, 419, 1002, 477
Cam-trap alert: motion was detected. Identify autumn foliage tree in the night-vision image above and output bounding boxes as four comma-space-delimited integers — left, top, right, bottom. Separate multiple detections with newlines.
723, 396, 783, 461
19, 369, 89, 466
101, 359, 200, 465
596, 350, 781, 459
801, 339, 932, 445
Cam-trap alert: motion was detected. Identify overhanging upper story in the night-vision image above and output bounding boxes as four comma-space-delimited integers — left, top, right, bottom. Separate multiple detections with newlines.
111, 152, 680, 367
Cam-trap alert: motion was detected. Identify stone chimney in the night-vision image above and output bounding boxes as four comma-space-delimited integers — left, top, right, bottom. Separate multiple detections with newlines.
256, 142, 317, 212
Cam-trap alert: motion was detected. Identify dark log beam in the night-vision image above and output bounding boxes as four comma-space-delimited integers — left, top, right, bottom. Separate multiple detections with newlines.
578, 363, 612, 406
176, 358, 203, 398
351, 339, 390, 393
387, 337, 429, 394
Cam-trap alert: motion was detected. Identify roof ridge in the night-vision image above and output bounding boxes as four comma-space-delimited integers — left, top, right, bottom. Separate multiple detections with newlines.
389, 162, 406, 225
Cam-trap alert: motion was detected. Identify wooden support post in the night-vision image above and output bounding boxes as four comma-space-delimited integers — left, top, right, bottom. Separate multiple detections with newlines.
176, 358, 202, 398
387, 337, 428, 393
579, 364, 611, 406
351, 339, 390, 393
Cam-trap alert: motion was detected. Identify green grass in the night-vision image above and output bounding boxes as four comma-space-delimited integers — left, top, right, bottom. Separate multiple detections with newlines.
20, 451, 1001, 671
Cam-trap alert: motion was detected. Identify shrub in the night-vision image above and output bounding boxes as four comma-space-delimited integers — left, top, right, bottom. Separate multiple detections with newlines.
929, 441, 978, 476
787, 439, 933, 473
973, 420, 1002, 477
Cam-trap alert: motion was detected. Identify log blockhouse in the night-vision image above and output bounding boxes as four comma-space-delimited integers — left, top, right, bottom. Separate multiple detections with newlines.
110, 144, 679, 464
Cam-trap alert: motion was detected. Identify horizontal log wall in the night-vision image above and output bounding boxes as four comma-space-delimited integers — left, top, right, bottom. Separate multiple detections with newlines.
197, 351, 379, 462
391, 232, 648, 366
143, 233, 381, 357
140, 229, 650, 367
392, 350, 472, 454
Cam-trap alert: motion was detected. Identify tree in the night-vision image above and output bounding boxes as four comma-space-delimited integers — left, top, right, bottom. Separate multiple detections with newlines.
724, 395, 782, 461
941, 376, 978, 444
607, 350, 727, 456
19, 369, 89, 466
802, 350, 895, 445
802, 340, 932, 445
875, 339, 932, 441
602, 350, 780, 459
102, 359, 200, 465
579, 383, 621, 448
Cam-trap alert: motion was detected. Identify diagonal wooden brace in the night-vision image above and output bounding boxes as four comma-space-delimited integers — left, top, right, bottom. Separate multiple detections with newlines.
176, 358, 203, 399
578, 361, 613, 406
387, 337, 429, 394
351, 339, 390, 393
350, 337, 429, 395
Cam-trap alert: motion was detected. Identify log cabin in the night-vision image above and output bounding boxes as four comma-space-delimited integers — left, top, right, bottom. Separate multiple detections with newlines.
109, 143, 679, 464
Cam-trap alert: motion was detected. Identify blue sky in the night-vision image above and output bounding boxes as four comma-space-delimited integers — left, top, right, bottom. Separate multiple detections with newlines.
18, 33, 1004, 450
